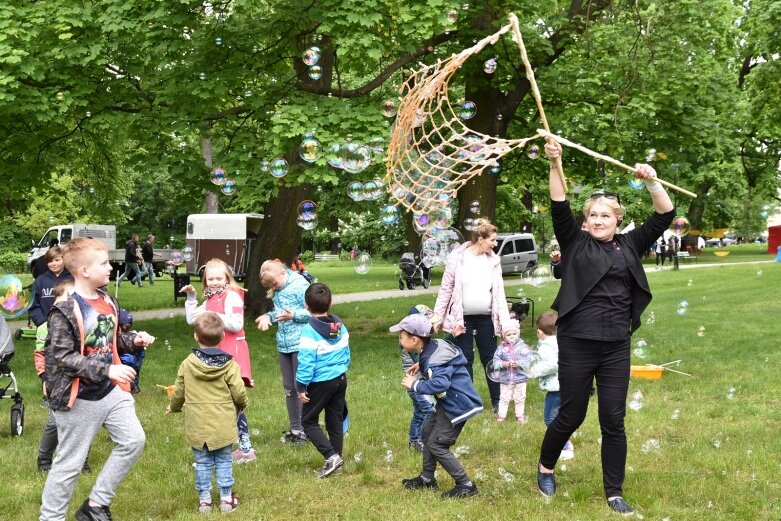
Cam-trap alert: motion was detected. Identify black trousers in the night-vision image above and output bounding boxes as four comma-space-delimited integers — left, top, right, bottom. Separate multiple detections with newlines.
301, 373, 347, 460
538, 336, 630, 497
453, 314, 500, 408
420, 406, 468, 485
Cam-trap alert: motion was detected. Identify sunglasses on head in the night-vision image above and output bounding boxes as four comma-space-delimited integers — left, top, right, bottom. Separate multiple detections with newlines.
590, 191, 621, 205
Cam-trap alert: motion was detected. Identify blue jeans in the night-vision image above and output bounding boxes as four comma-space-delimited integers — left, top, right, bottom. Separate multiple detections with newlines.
120, 349, 146, 386
452, 314, 500, 408
407, 390, 434, 441
117, 261, 143, 285
193, 445, 233, 500
141, 261, 155, 284
543, 391, 561, 426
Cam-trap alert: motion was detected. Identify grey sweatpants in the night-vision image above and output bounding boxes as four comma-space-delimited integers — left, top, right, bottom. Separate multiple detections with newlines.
279, 352, 303, 434
40, 386, 145, 521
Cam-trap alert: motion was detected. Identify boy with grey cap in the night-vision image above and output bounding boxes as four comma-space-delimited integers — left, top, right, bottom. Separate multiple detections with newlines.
391, 314, 483, 498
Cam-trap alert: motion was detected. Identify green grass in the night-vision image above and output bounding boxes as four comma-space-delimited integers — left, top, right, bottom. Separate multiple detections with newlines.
641, 242, 774, 266
2, 262, 780, 519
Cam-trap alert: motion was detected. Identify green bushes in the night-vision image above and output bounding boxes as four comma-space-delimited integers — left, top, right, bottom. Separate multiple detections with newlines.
0, 251, 29, 273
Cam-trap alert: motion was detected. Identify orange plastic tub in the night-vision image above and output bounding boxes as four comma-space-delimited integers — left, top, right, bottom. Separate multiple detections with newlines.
630, 365, 664, 380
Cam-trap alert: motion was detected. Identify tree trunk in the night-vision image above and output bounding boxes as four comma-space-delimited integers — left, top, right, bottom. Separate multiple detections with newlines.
201, 133, 219, 214
245, 182, 313, 316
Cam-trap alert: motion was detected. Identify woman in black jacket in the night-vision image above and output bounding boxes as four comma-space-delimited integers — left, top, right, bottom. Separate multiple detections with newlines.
535, 140, 674, 516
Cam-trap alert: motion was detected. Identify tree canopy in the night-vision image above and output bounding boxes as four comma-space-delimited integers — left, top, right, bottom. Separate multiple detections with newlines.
1, 1, 779, 291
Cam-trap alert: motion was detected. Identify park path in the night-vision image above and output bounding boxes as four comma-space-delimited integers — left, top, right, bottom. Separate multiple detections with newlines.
6, 259, 774, 330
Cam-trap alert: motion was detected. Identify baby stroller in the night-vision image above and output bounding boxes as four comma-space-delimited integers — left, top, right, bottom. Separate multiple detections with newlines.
398, 252, 431, 290
0, 314, 24, 436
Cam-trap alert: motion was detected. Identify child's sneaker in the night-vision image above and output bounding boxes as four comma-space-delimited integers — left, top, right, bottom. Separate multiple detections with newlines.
74, 499, 112, 521
441, 482, 479, 498
219, 493, 239, 513
402, 475, 439, 490
517, 416, 528, 424
231, 448, 256, 464
496, 416, 506, 422
560, 439, 575, 461
316, 454, 344, 478
198, 500, 212, 514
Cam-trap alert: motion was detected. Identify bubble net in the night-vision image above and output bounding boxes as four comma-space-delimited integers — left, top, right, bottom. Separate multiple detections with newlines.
385, 16, 540, 216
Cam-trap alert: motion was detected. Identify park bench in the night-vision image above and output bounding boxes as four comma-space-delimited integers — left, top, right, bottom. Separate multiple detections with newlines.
314, 253, 340, 261
676, 251, 697, 263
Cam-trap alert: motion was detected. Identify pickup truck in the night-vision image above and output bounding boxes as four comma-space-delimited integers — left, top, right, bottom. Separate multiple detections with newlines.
28, 224, 172, 279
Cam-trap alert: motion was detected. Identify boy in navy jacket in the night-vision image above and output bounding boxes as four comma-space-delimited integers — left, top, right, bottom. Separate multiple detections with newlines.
393, 314, 483, 498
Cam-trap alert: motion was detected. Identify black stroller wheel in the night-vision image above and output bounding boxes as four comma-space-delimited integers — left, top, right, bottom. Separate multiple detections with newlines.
398, 279, 405, 290
10, 404, 23, 436
422, 277, 430, 289
407, 280, 415, 290
14, 329, 23, 341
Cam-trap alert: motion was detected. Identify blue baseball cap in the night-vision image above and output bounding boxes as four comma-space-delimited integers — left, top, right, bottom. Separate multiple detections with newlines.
119, 309, 133, 327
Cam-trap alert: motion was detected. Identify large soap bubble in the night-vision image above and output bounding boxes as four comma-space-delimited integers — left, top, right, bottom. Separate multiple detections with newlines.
669, 216, 691, 238
460, 101, 476, 120
308, 65, 322, 80
220, 180, 237, 196
326, 143, 343, 169
382, 100, 396, 117
170, 251, 184, 266
353, 252, 372, 274
0, 275, 34, 319
182, 246, 194, 262
297, 214, 318, 231
348, 182, 364, 202
420, 227, 464, 267
413, 212, 433, 234
526, 265, 552, 288
362, 180, 382, 201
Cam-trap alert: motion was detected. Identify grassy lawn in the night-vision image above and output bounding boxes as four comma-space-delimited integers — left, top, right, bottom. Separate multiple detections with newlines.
641, 242, 775, 267
1, 262, 780, 519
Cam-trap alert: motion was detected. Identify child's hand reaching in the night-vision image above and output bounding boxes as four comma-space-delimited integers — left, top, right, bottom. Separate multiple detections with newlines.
297, 391, 310, 404
179, 284, 196, 296
134, 331, 155, 348
255, 315, 271, 331
406, 362, 420, 376
276, 308, 294, 323
164, 405, 171, 415
109, 364, 136, 385
401, 374, 416, 390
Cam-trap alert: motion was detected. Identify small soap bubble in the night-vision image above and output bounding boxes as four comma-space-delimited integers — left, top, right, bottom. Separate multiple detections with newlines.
170, 252, 184, 266
560, 464, 567, 472
210, 168, 227, 185
646, 311, 656, 325
215, 37, 222, 46
676, 300, 689, 316
483, 58, 497, 74
299, 135, 321, 163
382, 100, 396, 117
526, 144, 540, 159
712, 440, 721, 449
669, 216, 691, 238
497, 467, 514, 482
348, 181, 364, 202
259, 160, 270, 172
308, 65, 322, 80
463, 217, 476, 231
460, 101, 476, 120
454, 445, 470, 457
645, 148, 657, 161
641, 437, 660, 453
629, 178, 645, 190
220, 179, 236, 196
633, 338, 648, 359
198, 72, 206, 80
490, 163, 501, 174
353, 452, 363, 462
726, 386, 736, 400
182, 246, 194, 262
697, 326, 705, 337
270, 158, 288, 178
756, 269, 763, 276
296, 214, 318, 231
628, 390, 644, 411
251, 428, 260, 436
687, 278, 693, 287
302, 46, 321, 66
380, 205, 400, 225
384, 450, 394, 462
446, 9, 458, 23
671, 409, 680, 420
526, 266, 552, 288
298, 200, 317, 218
354, 252, 372, 275
469, 200, 480, 214
48, 215, 55, 223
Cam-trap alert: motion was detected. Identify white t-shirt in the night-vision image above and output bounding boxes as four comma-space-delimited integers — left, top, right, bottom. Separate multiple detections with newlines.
461, 251, 493, 315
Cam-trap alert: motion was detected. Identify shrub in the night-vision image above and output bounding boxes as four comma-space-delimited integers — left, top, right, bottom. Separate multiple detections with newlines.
299, 250, 314, 263
0, 251, 29, 273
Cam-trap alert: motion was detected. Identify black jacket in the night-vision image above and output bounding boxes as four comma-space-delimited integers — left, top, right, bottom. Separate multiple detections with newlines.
550, 199, 675, 335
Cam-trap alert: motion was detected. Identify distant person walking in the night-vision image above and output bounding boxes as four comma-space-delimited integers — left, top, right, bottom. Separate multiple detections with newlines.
139, 235, 161, 286
117, 234, 144, 287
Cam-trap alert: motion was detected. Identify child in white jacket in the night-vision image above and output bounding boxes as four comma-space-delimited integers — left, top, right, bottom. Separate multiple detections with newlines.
526, 311, 573, 460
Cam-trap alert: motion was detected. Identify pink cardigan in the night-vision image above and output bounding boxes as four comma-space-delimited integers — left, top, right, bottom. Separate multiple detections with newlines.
433, 242, 512, 337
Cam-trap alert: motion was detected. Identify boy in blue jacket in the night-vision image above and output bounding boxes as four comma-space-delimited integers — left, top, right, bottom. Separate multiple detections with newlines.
296, 283, 350, 479
393, 314, 483, 499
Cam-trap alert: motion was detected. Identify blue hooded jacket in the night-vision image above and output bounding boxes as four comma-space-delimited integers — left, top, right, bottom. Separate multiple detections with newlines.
265, 269, 310, 353
412, 339, 483, 425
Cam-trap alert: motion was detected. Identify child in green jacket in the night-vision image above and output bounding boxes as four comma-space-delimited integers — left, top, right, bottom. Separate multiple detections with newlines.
167, 311, 248, 514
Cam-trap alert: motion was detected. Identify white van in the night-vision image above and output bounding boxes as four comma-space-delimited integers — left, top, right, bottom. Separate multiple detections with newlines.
493, 233, 538, 275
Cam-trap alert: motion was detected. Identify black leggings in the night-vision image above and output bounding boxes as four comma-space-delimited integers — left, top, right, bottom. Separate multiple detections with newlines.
452, 314, 500, 408
538, 336, 630, 497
